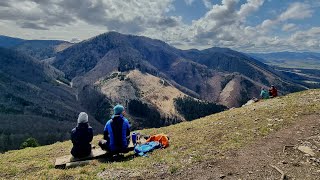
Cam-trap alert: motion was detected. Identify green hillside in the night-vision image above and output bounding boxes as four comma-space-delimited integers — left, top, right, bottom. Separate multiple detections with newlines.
1, 89, 320, 179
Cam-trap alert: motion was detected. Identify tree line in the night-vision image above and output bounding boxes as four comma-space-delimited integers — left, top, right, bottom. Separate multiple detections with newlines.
174, 96, 227, 121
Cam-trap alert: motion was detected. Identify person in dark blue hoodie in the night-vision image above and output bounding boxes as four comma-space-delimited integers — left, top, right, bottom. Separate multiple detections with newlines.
71, 112, 93, 158
99, 105, 130, 154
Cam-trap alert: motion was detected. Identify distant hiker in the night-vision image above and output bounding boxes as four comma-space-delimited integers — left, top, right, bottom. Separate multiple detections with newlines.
269, 85, 278, 98
99, 104, 131, 154
71, 112, 93, 158
260, 88, 269, 99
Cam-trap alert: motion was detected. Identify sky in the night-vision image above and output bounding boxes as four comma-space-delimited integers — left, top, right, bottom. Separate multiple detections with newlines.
0, 0, 320, 52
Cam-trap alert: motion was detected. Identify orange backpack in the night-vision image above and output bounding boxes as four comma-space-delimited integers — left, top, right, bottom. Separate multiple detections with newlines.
146, 134, 169, 148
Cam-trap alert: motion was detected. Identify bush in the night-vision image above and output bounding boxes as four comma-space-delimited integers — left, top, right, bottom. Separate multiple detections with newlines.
20, 137, 40, 149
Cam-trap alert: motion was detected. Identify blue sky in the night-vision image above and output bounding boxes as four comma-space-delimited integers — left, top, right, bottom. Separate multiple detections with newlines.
171, 0, 320, 27
0, 0, 319, 52
169, 0, 208, 24
170, 0, 320, 34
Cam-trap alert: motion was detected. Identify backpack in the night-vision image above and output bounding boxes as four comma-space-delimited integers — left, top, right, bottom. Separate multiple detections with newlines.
134, 141, 161, 156
146, 134, 169, 148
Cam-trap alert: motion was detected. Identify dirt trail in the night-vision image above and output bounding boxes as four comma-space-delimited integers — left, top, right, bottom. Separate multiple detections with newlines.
163, 115, 320, 180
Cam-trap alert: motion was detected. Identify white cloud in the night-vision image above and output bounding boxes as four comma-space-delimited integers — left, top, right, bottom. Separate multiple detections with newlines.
258, 2, 313, 32
290, 27, 320, 41
241, 26, 320, 52
192, 0, 239, 39
184, 0, 195, 6
260, 19, 276, 30
174, 0, 266, 48
0, 0, 319, 52
288, 27, 320, 50
282, 23, 297, 32
278, 2, 313, 21
0, 0, 177, 33
238, 0, 264, 18
202, 0, 212, 9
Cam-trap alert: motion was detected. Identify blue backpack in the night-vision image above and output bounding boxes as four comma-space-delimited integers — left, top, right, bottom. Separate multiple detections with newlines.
134, 141, 161, 156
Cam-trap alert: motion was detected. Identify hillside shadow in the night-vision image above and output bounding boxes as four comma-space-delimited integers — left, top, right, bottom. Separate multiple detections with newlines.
97, 152, 136, 163
97, 146, 136, 163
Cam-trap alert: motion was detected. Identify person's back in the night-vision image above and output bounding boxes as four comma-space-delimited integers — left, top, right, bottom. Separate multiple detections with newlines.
105, 115, 130, 152
99, 105, 130, 153
260, 89, 269, 99
71, 112, 93, 158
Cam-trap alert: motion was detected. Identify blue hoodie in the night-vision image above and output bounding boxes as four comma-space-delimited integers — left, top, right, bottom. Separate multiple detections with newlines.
103, 114, 130, 152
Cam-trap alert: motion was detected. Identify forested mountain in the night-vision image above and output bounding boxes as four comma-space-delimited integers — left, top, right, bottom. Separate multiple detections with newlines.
0, 35, 73, 60
0, 35, 25, 48
13, 40, 73, 60
52, 32, 306, 108
0, 48, 103, 152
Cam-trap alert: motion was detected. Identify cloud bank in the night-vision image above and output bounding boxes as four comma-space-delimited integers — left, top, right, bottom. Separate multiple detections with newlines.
0, 0, 319, 52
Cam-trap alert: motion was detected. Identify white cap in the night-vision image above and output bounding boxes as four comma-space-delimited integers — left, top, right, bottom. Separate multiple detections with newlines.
77, 112, 88, 124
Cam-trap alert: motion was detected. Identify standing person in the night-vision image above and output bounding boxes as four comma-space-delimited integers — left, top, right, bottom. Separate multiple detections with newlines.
269, 85, 278, 98
71, 112, 93, 158
260, 88, 270, 99
99, 104, 131, 154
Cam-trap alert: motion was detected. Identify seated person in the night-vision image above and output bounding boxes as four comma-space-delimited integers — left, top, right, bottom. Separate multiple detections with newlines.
99, 105, 131, 154
269, 85, 278, 98
260, 88, 270, 99
71, 112, 93, 158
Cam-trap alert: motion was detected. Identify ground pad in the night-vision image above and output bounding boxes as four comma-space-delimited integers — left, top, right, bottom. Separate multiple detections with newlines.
55, 142, 136, 169
54, 135, 148, 169
55, 148, 107, 169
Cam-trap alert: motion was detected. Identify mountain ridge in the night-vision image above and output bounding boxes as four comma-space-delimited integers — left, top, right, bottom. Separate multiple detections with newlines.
51, 32, 306, 108
0, 35, 73, 60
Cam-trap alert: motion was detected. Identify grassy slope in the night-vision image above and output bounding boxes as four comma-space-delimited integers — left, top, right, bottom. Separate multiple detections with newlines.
1, 89, 320, 179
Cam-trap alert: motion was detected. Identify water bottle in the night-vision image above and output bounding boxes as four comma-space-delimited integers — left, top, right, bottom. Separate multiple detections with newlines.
132, 132, 137, 145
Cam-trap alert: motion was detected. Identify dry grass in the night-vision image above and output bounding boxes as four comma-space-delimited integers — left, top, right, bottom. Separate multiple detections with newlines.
1, 89, 320, 179
99, 70, 186, 119
128, 70, 185, 117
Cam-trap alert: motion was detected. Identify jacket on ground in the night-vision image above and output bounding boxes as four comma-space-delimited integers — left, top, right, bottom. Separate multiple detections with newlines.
71, 123, 93, 158
103, 115, 130, 152
146, 134, 169, 148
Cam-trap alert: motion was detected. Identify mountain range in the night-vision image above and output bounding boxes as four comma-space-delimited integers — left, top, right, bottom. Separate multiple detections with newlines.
0, 32, 316, 151
0, 35, 72, 60
250, 51, 320, 69
51, 32, 306, 107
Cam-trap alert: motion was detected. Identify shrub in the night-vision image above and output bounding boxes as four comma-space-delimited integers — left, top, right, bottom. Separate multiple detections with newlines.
20, 137, 40, 149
